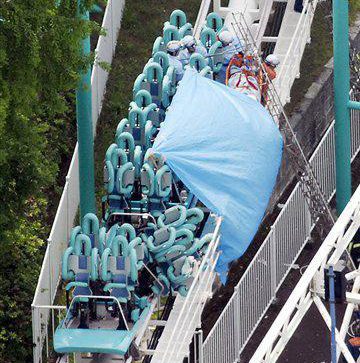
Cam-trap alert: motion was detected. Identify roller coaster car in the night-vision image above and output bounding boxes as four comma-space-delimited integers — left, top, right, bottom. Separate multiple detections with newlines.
54, 295, 151, 357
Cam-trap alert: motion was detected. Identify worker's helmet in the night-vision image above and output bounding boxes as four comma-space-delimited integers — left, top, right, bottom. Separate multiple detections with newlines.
166, 40, 181, 56
265, 54, 280, 68
182, 35, 196, 50
218, 30, 234, 46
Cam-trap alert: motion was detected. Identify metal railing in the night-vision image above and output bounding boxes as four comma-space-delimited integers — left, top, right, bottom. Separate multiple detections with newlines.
255, 0, 275, 46
194, 0, 212, 38
275, 0, 318, 104
202, 101, 360, 363
250, 183, 360, 362
31, 1, 125, 361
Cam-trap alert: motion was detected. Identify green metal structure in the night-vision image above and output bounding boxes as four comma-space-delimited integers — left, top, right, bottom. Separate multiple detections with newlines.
333, 0, 360, 213
76, 0, 96, 219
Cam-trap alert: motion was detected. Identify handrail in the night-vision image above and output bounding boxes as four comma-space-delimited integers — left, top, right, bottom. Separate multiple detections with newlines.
276, 0, 313, 80
66, 295, 129, 331
275, 0, 318, 103
194, 0, 211, 38
250, 184, 360, 362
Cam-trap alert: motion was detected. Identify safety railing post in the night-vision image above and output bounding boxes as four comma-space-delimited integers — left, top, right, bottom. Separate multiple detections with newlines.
110, 0, 114, 54
198, 329, 204, 363
38, 307, 42, 363
66, 176, 70, 242
306, 203, 312, 235
270, 228, 277, 299
47, 238, 52, 304
32, 305, 38, 363
213, 0, 221, 13
234, 286, 241, 356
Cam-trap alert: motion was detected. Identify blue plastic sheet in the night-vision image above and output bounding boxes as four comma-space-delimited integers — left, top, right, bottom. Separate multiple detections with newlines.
152, 69, 283, 282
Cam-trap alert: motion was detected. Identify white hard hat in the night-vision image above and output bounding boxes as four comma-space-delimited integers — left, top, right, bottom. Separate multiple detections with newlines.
166, 40, 181, 55
182, 35, 196, 48
265, 54, 280, 67
218, 30, 234, 45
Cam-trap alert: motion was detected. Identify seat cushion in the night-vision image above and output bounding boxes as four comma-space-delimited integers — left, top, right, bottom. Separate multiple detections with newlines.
113, 274, 127, 284
116, 256, 126, 270
111, 287, 130, 300
73, 285, 91, 296
76, 272, 89, 283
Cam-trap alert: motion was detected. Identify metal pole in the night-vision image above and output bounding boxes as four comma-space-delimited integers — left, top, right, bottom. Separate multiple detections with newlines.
329, 265, 337, 363
333, 0, 352, 213
76, 0, 96, 219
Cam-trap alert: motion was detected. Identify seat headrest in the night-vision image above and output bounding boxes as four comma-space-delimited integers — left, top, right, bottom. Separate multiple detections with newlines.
74, 234, 92, 256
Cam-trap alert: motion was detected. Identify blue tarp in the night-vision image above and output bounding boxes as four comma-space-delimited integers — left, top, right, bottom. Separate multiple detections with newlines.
152, 69, 283, 282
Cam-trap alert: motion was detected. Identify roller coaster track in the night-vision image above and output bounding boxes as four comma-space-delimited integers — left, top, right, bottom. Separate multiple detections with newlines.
231, 11, 335, 237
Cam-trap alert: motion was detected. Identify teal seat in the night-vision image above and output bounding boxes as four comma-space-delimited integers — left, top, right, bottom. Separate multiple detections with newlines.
129, 102, 159, 145
104, 148, 135, 210
54, 296, 151, 355
200, 27, 217, 49
153, 51, 170, 73
206, 12, 224, 33
167, 256, 198, 297
101, 235, 138, 303
104, 143, 135, 207
154, 228, 193, 263
152, 36, 165, 55
140, 151, 172, 199
141, 162, 155, 197
82, 213, 99, 248
184, 233, 213, 257
162, 66, 177, 109
151, 266, 171, 296
62, 234, 99, 298
189, 53, 208, 72
168, 9, 187, 28
145, 121, 158, 150
116, 118, 132, 135
182, 207, 205, 231
54, 328, 131, 355
144, 226, 176, 255
163, 24, 180, 45
157, 206, 204, 232
157, 205, 187, 228
116, 132, 135, 162
209, 40, 224, 73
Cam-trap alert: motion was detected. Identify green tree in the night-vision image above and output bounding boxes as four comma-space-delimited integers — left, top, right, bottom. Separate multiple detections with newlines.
0, 1, 98, 361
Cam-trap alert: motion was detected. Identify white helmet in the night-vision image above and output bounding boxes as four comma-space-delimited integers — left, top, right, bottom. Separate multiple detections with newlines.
265, 54, 280, 67
166, 40, 181, 56
218, 30, 234, 45
182, 35, 196, 49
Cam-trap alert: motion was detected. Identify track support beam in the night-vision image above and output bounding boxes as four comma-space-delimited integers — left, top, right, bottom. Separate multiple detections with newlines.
76, 0, 96, 219
333, 0, 352, 213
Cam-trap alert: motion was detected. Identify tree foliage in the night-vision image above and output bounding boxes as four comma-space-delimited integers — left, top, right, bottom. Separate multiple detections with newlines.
0, 1, 97, 361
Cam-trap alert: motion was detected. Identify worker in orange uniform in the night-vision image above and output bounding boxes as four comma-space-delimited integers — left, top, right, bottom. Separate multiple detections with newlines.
260, 54, 280, 106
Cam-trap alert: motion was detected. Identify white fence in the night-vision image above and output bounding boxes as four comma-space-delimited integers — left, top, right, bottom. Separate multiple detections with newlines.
202, 101, 360, 362
275, 0, 318, 105
31, 1, 125, 362
250, 181, 360, 362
